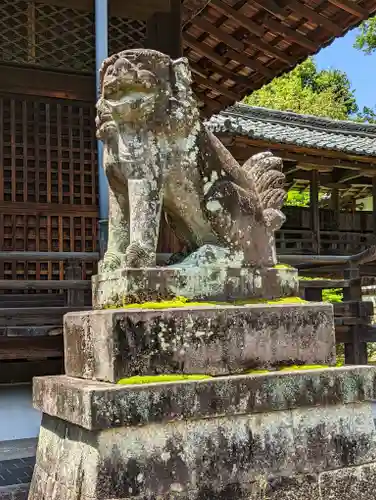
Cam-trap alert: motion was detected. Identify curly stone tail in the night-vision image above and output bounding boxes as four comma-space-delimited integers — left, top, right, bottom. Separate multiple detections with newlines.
242, 152, 286, 211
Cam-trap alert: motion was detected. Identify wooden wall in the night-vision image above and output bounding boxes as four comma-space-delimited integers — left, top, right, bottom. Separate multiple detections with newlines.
0, 92, 98, 280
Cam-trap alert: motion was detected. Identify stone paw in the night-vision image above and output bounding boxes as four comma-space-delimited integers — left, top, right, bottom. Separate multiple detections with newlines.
124, 242, 156, 268
98, 250, 124, 273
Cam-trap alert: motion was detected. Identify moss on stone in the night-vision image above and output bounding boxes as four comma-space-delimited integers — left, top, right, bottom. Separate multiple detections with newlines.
117, 374, 212, 385
245, 364, 330, 374
117, 365, 338, 385
273, 264, 293, 269
279, 364, 329, 371
105, 295, 307, 310
244, 369, 270, 374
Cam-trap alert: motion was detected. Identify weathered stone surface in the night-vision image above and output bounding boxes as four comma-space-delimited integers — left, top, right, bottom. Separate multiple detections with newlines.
319, 462, 376, 499
33, 367, 376, 431
96, 49, 287, 274
92, 260, 298, 307
0, 484, 30, 500
64, 302, 335, 382
29, 379, 376, 500
292, 403, 376, 472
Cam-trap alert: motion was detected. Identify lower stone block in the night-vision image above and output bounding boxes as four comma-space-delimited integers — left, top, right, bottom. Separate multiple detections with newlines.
64, 302, 335, 382
319, 463, 376, 499
29, 368, 376, 500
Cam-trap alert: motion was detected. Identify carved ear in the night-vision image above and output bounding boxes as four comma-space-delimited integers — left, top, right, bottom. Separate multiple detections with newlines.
171, 57, 193, 89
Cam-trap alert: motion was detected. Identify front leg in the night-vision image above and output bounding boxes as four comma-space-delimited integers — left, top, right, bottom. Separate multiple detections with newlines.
125, 178, 162, 267
99, 186, 129, 273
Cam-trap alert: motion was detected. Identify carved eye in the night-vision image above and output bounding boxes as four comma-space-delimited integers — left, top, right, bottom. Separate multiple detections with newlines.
137, 70, 158, 89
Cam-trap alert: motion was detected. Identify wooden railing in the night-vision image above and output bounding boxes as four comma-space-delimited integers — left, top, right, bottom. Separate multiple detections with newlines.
0, 251, 98, 307
276, 229, 374, 255
0, 251, 98, 384
293, 246, 376, 365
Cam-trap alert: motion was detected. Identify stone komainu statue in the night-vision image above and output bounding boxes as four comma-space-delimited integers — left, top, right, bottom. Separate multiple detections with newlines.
96, 49, 286, 271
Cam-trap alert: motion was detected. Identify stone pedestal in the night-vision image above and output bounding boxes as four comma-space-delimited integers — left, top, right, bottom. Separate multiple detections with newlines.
92, 266, 298, 308
29, 367, 376, 500
29, 267, 376, 499
64, 302, 335, 382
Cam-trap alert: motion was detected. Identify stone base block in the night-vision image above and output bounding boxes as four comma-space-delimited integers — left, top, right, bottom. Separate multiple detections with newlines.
29, 367, 376, 500
64, 302, 335, 382
91, 265, 298, 308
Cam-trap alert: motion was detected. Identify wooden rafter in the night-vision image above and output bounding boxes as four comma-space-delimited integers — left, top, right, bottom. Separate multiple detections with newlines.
284, 0, 343, 35
193, 73, 239, 100
224, 47, 274, 78
251, 0, 287, 20
189, 61, 251, 88
208, 0, 296, 65
261, 16, 318, 52
328, 0, 369, 18
193, 17, 245, 52
184, 33, 227, 66
230, 136, 376, 167
185, 33, 273, 79
210, 0, 264, 37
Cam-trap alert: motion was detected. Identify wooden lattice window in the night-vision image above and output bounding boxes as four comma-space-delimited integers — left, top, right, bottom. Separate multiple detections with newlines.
0, 93, 98, 281
0, 0, 147, 73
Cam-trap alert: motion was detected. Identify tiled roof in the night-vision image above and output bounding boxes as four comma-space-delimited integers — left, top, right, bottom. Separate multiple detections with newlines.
206, 105, 376, 157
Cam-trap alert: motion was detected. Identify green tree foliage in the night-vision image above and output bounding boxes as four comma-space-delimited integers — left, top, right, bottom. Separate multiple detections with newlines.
284, 189, 329, 208
243, 58, 357, 120
354, 17, 376, 54
285, 190, 310, 207
354, 106, 376, 124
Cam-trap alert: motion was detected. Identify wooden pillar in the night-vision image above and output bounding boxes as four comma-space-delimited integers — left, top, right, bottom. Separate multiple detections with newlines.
310, 170, 320, 254
331, 188, 339, 225
372, 177, 376, 243
146, 0, 182, 58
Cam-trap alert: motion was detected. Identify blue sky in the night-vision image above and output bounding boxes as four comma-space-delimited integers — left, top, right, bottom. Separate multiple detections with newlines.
315, 28, 375, 110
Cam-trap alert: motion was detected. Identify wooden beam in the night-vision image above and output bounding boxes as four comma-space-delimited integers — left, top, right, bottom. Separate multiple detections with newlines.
0, 336, 63, 360
208, 0, 297, 65
147, 0, 182, 58
231, 144, 376, 171
310, 170, 320, 254
224, 47, 274, 78
195, 91, 223, 112
189, 62, 251, 88
184, 33, 227, 66
284, 0, 342, 36
339, 172, 366, 183
193, 17, 245, 52
372, 177, 376, 243
193, 74, 239, 101
298, 163, 333, 173
328, 0, 369, 18
185, 32, 272, 78
331, 188, 340, 229
251, 0, 286, 20
33, 0, 171, 19
0, 65, 94, 101
246, 35, 295, 65
229, 135, 376, 167
210, 0, 264, 37
261, 17, 318, 52
0, 201, 97, 217
0, 359, 63, 384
